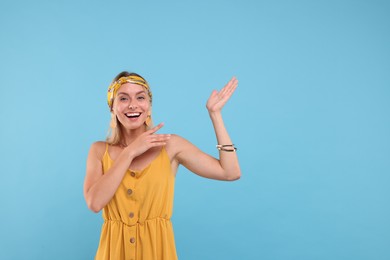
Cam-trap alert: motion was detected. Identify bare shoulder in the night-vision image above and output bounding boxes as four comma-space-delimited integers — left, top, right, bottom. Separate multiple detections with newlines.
88, 141, 107, 160
165, 134, 201, 162
166, 134, 192, 149
165, 134, 189, 160
168, 134, 187, 145
165, 134, 181, 154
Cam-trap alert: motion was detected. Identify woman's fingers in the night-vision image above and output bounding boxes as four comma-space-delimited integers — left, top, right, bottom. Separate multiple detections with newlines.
146, 123, 171, 146
217, 77, 237, 99
146, 134, 171, 148
206, 77, 238, 112
147, 122, 164, 134
150, 134, 171, 142
219, 78, 238, 102
220, 77, 238, 97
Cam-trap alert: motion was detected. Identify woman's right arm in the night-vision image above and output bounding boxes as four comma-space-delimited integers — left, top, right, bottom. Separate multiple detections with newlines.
83, 141, 136, 213
83, 123, 170, 213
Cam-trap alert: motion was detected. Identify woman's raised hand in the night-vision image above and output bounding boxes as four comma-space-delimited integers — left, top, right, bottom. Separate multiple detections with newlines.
127, 123, 170, 158
206, 77, 238, 113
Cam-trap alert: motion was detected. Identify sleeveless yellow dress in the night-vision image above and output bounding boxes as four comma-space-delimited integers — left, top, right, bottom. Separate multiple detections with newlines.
95, 145, 178, 260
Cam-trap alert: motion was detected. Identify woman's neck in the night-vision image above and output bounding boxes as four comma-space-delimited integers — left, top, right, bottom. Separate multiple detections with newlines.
120, 125, 147, 146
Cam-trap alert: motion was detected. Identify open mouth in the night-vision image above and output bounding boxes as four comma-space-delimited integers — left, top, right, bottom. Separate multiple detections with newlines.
125, 112, 141, 118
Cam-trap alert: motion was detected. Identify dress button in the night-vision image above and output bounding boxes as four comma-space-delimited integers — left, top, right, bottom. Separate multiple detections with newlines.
129, 212, 135, 218
127, 189, 133, 195
130, 237, 136, 243
130, 172, 136, 177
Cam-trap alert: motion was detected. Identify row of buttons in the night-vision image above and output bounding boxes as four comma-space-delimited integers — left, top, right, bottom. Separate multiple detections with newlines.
127, 189, 135, 219
127, 188, 135, 219
128, 171, 137, 246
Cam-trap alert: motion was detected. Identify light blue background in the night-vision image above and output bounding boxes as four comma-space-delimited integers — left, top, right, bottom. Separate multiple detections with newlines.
1, 0, 389, 259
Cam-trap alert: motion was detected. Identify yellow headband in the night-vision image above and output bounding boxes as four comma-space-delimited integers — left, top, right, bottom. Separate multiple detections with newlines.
107, 75, 152, 109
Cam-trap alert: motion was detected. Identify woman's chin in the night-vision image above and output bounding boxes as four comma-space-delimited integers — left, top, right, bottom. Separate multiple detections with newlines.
121, 121, 147, 131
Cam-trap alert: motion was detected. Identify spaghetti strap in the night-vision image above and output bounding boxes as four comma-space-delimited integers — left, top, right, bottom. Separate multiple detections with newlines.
101, 142, 111, 171
105, 142, 109, 154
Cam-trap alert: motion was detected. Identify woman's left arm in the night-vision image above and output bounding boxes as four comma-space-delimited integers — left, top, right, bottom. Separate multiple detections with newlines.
174, 77, 241, 181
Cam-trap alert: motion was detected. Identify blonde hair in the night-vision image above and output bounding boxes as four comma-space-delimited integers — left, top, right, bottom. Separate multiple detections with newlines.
106, 71, 153, 145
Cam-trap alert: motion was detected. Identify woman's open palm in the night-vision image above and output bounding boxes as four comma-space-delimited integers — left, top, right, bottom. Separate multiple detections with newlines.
206, 77, 238, 113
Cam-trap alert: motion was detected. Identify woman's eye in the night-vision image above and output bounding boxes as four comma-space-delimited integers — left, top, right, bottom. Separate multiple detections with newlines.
119, 97, 128, 101
137, 96, 145, 100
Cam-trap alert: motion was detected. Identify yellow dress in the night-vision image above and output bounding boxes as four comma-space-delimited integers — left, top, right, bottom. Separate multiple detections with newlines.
95, 145, 178, 260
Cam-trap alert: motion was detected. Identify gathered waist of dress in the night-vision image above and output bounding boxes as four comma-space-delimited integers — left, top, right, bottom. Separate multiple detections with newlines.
103, 217, 171, 227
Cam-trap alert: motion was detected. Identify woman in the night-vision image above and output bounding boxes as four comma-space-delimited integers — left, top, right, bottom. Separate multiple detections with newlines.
84, 71, 241, 260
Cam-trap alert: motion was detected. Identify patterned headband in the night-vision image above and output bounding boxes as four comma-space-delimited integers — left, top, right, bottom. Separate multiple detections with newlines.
107, 75, 152, 109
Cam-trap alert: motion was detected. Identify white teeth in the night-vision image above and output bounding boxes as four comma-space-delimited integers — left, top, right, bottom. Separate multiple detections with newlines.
126, 113, 141, 117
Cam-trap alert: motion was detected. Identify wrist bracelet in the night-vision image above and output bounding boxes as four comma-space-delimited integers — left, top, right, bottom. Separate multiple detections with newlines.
216, 144, 237, 152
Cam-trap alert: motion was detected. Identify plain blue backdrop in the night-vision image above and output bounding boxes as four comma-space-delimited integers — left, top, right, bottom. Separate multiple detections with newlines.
1, 0, 389, 259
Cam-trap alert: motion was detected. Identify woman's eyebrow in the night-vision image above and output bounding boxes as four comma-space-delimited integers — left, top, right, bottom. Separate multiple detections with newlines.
117, 91, 146, 96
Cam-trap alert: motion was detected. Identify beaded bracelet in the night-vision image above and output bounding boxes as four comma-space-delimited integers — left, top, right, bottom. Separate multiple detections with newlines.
216, 144, 237, 152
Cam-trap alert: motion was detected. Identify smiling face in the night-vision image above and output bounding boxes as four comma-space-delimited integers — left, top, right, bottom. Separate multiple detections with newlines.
112, 83, 151, 131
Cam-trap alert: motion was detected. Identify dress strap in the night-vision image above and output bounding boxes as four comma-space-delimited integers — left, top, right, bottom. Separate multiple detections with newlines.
101, 142, 112, 172
105, 142, 109, 154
